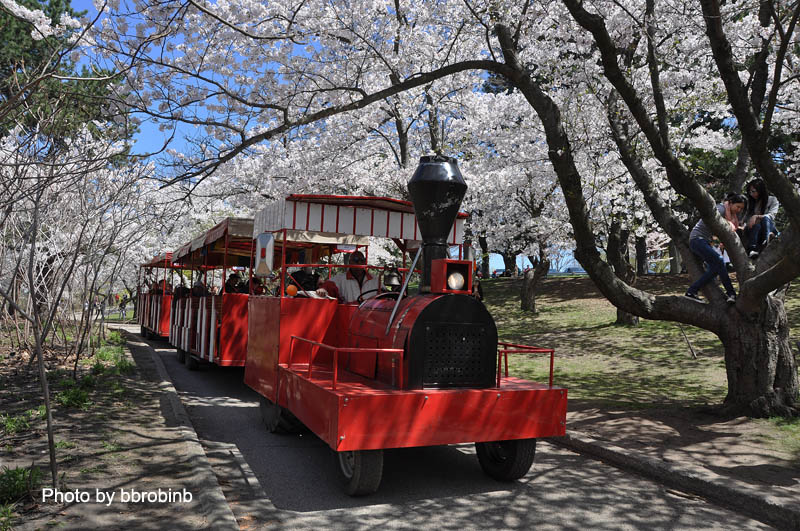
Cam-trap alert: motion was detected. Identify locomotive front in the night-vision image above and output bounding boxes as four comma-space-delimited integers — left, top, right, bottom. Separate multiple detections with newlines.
348, 155, 498, 389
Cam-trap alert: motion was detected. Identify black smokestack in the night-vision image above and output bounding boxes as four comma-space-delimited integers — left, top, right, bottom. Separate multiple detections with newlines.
407, 155, 467, 292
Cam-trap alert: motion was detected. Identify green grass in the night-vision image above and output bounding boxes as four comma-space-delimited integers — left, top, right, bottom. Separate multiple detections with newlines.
1, 414, 30, 436
101, 440, 121, 452
90, 359, 106, 375
105, 310, 135, 323
483, 275, 800, 408
0, 502, 14, 531
0, 466, 42, 504
79, 374, 97, 389
57, 374, 97, 391
115, 356, 135, 374
107, 330, 126, 346
54, 440, 76, 450
95, 345, 121, 362
92, 340, 134, 375
54, 388, 91, 410
764, 417, 800, 461
79, 464, 106, 475
0, 406, 49, 435
43, 336, 135, 416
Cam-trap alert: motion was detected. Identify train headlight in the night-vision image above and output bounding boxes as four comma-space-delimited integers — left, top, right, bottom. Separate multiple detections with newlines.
446, 271, 465, 290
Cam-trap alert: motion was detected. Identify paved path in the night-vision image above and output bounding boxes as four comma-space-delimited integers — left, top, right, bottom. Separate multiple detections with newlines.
146, 333, 773, 530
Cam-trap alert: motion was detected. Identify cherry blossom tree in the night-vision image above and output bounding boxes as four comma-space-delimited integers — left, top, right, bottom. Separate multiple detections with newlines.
93, 0, 799, 416
0, 0, 192, 490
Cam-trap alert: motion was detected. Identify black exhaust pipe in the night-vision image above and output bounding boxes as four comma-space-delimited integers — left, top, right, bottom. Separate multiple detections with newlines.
407, 155, 467, 292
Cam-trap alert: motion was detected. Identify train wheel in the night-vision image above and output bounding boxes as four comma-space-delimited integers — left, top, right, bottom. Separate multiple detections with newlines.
336, 449, 383, 496
475, 438, 536, 481
259, 397, 301, 433
176, 349, 186, 364
185, 353, 199, 370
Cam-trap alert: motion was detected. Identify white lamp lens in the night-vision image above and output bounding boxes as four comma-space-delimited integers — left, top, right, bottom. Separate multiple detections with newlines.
447, 271, 465, 290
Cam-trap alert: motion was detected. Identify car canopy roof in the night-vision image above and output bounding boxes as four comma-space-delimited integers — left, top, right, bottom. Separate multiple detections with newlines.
252, 194, 466, 246
174, 217, 255, 267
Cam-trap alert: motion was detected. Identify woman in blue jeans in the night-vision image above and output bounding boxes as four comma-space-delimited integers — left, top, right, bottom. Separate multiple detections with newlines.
743, 179, 779, 258
685, 194, 747, 303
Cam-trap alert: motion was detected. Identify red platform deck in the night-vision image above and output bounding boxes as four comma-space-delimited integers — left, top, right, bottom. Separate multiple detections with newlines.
278, 363, 566, 451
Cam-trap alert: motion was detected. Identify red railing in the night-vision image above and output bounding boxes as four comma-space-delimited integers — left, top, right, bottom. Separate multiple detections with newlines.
289, 336, 404, 390
496, 341, 555, 388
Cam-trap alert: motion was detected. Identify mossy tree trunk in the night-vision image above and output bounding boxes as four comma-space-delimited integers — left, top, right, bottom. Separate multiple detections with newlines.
521, 255, 550, 313
669, 241, 682, 275
721, 296, 798, 416
501, 251, 517, 276
607, 221, 639, 326
478, 236, 490, 278
635, 237, 647, 276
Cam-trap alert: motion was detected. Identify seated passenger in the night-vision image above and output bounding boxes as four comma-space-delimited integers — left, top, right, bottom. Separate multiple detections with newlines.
316, 251, 378, 303
224, 273, 242, 294
192, 279, 209, 297
289, 266, 320, 294
250, 277, 265, 295
173, 283, 190, 298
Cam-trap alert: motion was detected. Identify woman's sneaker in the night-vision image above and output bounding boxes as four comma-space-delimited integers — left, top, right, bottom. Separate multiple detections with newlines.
684, 291, 703, 302
726, 293, 737, 304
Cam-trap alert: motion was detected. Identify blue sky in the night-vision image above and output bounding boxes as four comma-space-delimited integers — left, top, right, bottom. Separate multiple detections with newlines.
71, 0, 184, 155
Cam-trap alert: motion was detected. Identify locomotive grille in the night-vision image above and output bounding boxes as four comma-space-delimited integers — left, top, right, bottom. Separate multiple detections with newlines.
423, 323, 494, 387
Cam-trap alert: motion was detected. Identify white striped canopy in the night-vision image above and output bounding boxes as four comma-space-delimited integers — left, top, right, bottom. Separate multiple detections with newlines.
253, 194, 466, 246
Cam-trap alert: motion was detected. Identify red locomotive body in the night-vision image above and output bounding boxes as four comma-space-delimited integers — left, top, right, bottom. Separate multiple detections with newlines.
243, 156, 568, 495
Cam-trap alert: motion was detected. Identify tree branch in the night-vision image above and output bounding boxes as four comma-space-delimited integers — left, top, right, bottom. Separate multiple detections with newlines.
698, 0, 800, 230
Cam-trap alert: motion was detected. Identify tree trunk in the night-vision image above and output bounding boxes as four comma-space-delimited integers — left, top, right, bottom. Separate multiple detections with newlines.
35, 338, 59, 488
615, 307, 639, 326
722, 298, 798, 417
478, 236, 490, 278
132, 286, 140, 319
635, 237, 647, 276
521, 257, 550, 312
7, 274, 19, 316
607, 223, 639, 326
669, 241, 682, 275
501, 252, 516, 276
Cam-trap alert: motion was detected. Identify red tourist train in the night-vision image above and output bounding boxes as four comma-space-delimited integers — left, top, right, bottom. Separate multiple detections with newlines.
138, 156, 567, 495
138, 253, 176, 340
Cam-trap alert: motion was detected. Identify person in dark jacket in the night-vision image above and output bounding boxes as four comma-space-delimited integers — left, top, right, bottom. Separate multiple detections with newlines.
742, 178, 779, 258
225, 273, 242, 294
685, 194, 746, 303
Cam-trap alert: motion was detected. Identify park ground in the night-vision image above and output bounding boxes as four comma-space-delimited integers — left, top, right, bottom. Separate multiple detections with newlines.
1, 273, 799, 528
484, 274, 800, 513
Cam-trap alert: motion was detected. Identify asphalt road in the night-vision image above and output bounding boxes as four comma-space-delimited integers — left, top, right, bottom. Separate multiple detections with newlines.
150, 338, 770, 530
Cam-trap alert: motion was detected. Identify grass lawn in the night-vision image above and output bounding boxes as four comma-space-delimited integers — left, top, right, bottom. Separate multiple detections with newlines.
483, 274, 800, 409
104, 309, 135, 323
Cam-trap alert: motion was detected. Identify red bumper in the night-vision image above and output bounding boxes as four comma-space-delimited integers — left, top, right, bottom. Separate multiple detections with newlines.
277, 365, 567, 451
